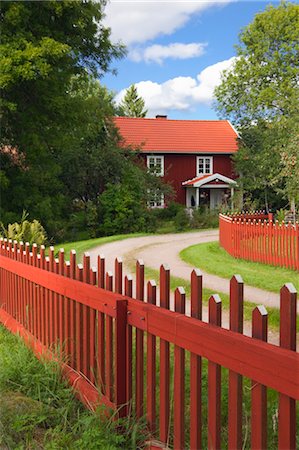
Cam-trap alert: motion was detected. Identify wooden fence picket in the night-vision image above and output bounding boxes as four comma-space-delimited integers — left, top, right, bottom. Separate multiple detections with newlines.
0, 240, 297, 449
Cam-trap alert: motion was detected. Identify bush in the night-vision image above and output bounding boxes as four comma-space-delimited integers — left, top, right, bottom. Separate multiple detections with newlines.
0, 211, 47, 245
191, 208, 219, 229
174, 209, 190, 231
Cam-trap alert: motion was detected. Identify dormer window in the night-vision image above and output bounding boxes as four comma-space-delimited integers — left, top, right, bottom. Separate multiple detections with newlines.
197, 156, 213, 176
147, 155, 164, 176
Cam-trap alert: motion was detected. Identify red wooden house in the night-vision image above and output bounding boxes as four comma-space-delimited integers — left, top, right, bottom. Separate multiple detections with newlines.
114, 115, 238, 209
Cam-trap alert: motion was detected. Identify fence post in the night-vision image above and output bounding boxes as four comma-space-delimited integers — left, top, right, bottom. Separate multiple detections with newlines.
278, 283, 297, 450
115, 298, 128, 418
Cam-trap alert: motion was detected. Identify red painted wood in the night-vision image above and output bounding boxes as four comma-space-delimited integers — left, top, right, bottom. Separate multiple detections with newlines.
48, 247, 54, 346
89, 267, 97, 384
159, 264, 170, 445
228, 275, 244, 450
0, 255, 119, 314
278, 284, 297, 450
105, 271, 114, 401
147, 280, 157, 432
125, 275, 133, 410
135, 259, 145, 418
98, 254, 105, 289
53, 258, 59, 348
75, 264, 83, 372
97, 256, 106, 395
190, 269, 202, 450
69, 250, 76, 368
115, 299, 128, 417
208, 295, 222, 450
219, 213, 298, 270
174, 287, 186, 450
251, 305, 268, 450
115, 257, 123, 295
82, 253, 91, 378
58, 249, 65, 346
64, 261, 71, 359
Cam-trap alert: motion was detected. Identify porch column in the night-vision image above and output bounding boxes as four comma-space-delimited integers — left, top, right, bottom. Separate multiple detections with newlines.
230, 186, 234, 210
196, 187, 200, 208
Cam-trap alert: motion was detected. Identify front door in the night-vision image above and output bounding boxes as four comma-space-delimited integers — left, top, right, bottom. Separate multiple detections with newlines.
210, 189, 223, 209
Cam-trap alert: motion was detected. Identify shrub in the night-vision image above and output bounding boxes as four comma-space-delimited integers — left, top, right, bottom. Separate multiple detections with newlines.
191, 208, 219, 229
174, 209, 190, 231
0, 211, 47, 245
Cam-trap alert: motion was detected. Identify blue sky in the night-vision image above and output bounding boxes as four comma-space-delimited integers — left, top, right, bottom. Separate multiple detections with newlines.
102, 1, 283, 120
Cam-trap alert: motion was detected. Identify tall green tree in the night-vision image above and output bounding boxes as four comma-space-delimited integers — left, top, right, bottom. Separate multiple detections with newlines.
119, 84, 148, 118
215, 2, 299, 211
0, 1, 125, 237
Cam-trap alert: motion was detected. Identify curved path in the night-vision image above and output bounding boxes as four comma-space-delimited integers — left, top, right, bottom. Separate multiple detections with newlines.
89, 230, 281, 308
88, 230, 299, 345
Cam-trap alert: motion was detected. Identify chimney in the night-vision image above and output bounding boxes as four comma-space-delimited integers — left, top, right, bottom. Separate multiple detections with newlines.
155, 115, 167, 120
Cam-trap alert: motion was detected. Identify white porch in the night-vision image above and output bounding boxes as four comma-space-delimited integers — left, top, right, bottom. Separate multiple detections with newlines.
182, 173, 237, 210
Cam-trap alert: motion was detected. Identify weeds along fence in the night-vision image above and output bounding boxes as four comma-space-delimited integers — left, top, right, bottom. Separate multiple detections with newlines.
0, 238, 298, 450
219, 212, 299, 271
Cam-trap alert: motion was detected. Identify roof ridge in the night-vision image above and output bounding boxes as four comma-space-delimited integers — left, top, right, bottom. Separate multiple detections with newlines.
114, 117, 229, 123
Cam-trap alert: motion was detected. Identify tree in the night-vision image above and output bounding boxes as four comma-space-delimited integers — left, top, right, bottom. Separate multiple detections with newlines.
0, 1, 125, 238
215, 2, 299, 126
119, 84, 148, 118
215, 2, 299, 211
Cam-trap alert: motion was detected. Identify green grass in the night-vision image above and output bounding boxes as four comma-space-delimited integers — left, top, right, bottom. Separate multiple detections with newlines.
143, 267, 283, 331
0, 325, 148, 449
180, 241, 299, 294
53, 233, 147, 261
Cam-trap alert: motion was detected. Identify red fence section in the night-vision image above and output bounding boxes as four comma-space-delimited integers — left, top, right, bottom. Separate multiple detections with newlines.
219, 212, 299, 271
0, 238, 298, 449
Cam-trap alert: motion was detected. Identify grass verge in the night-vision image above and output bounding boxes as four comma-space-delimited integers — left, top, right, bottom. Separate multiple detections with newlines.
180, 241, 299, 294
0, 324, 148, 449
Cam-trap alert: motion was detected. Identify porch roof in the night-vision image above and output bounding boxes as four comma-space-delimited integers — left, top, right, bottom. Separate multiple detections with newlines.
182, 173, 237, 188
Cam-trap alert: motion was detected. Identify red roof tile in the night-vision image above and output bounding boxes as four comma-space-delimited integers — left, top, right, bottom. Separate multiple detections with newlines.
114, 117, 238, 154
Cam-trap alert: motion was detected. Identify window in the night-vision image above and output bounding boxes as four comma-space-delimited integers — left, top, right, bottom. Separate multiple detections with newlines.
148, 190, 164, 208
147, 155, 164, 176
197, 156, 213, 176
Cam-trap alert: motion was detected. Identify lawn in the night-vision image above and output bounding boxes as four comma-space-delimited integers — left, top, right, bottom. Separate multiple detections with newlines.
180, 241, 299, 294
0, 324, 148, 449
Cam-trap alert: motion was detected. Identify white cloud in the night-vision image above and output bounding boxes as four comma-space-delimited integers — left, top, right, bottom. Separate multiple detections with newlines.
104, 1, 232, 45
115, 56, 237, 115
129, 42, 207, 64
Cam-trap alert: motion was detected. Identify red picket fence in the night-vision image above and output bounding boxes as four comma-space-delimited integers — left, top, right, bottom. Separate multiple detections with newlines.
219, 212, 299, 271
0, 238, 298, 449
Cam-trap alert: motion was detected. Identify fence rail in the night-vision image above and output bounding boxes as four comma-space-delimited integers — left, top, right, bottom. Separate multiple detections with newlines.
219, 212, 299, 271
0, 238, 298, 449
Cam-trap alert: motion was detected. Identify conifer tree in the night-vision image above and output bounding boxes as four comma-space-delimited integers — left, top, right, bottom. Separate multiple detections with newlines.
119, 84, 147, 117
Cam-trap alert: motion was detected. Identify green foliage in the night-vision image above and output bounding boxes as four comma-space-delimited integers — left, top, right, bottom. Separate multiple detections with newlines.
174, 207, 219, 232
215, 2, 299, 125
191, 208, 219, 229
0, 211, 46, 245
215, 2, 299, 211
99, 164, 167, 235
174, 209, 190, 231
118, 84, 148, 118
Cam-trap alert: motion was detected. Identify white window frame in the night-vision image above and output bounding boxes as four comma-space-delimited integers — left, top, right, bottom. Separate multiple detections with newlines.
147, 155, 164, 176
147, 190, 165, 208
196, 156, 213, 176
